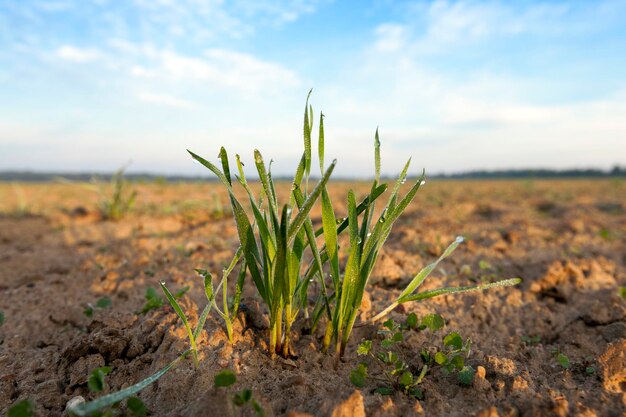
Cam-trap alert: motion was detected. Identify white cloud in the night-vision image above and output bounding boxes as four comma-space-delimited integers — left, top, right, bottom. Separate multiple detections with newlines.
56, 45, 102, 62
133, 48, 301, 94
136, 92, 196, 109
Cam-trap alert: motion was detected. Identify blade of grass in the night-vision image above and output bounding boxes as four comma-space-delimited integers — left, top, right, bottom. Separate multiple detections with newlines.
288, 159, 336, 242
69, 349, 191, 417
160, 282, 198, 366
398, 278, 523, 303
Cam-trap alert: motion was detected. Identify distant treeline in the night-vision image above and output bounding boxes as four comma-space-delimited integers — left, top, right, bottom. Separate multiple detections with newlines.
0, 166, 624, 182
432, 166, 626, 179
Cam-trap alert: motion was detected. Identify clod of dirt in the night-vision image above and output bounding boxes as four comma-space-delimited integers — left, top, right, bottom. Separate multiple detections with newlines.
598, 339, 626, 393
476, 406, 500, 417
370, 252, 406, 287
473, 365, 491, 391
173, 389, 236, 417
241, 298, 270, 330
328, 390, 365, 417
68, 354, 105, 387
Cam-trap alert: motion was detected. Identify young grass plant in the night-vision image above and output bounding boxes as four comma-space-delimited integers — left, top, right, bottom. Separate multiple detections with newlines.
195, 246, 247, 343
98, 166, 137, 220
187, 93, 337, 357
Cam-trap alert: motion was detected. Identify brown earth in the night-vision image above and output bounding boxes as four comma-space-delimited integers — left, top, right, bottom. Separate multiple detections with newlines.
0, 179, 624, 417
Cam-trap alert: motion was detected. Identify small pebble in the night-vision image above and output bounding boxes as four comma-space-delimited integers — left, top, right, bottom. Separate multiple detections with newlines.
66, 396, 86, 412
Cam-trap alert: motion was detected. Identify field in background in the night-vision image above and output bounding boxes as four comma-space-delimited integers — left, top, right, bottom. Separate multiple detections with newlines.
0, 179, 624, 416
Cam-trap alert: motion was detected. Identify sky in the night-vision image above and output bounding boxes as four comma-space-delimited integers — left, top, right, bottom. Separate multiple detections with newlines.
1, 0, 625, 178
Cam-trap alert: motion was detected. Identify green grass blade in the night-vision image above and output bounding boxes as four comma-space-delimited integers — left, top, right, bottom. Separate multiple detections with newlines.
254, 149, 279, 217
187, 150, 234, 193
303, 89, 313, 189
321, 188, 340, 289
292, 186, 330, 313
270, 205, 289, 323
398, 278, 523, 303
318, 112, 325, 174
69, 349, 191, 417
398, 236, 464, 300
160, 282, 197, 363
193, 302, 213, 341
374, 128, 380, 183
288, 159, 336, 242
337, 191, 360, 332
218, 147, 232, 186
318, 183, 387, 238
231, 257, 247, 317
289, 153, 306, 208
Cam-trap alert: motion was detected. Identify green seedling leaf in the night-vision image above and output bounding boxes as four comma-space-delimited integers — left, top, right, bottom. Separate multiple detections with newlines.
126, 397, 148, 417
251, 400, 264, 417
450, 354, 465, 370
381, 339, 394, 349
70, 349, 191, 417
405, 312, 418, 329
421, 313, 445, 331
160, 282, 198, 365
458, 365, 475, 386
392, 332, 404, 343
478, 260, 492, 270
521, 335, 542, 345
350, 363, 368, 387
444, 332, 463, 350
83, 306, 94, 318
399, 371, 413, 387
383, 319, 395, 330
174, 286, 190, 299
556, 353, 570, 369
357, 340, 372, 355
88, 366, 112, 393
399, 278, 523, 303
408, 387, 424, 399
375, 386, 394, 395
138, 287, 164, 315
95, 297, 112, 309
215, 370, 237, 387
434, 352, 448, 365
233, 389, 253, 406
585, 366, 596, 375
7, 399, 34, 417
619, 287, 626, 299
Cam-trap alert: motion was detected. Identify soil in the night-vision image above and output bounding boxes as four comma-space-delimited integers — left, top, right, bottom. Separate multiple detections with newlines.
0, 179, 624, 417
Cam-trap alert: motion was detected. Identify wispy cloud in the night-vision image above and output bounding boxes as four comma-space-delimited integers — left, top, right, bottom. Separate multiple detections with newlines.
56, 45, 102, 62
136, 92, 196, 109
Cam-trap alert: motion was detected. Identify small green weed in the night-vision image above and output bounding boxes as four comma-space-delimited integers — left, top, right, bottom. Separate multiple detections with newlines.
0, 309, 4, 325
98, 166, 137, 221
214, 369, 264, 417
7, 399, 34, 417
555, 352, 570, 369
521, 335, 542, 346
351, 313, 476, 397
88, 366, 112, 393
137, 287, 164, 315
84, 297, 112, 318
137, 286, 188, 315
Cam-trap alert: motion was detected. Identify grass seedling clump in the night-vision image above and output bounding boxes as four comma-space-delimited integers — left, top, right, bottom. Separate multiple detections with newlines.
188, 91, 337, 357
98, 166, 137, 221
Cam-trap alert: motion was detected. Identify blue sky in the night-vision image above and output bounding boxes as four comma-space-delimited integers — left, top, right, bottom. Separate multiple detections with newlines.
1, 0, 625, 177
